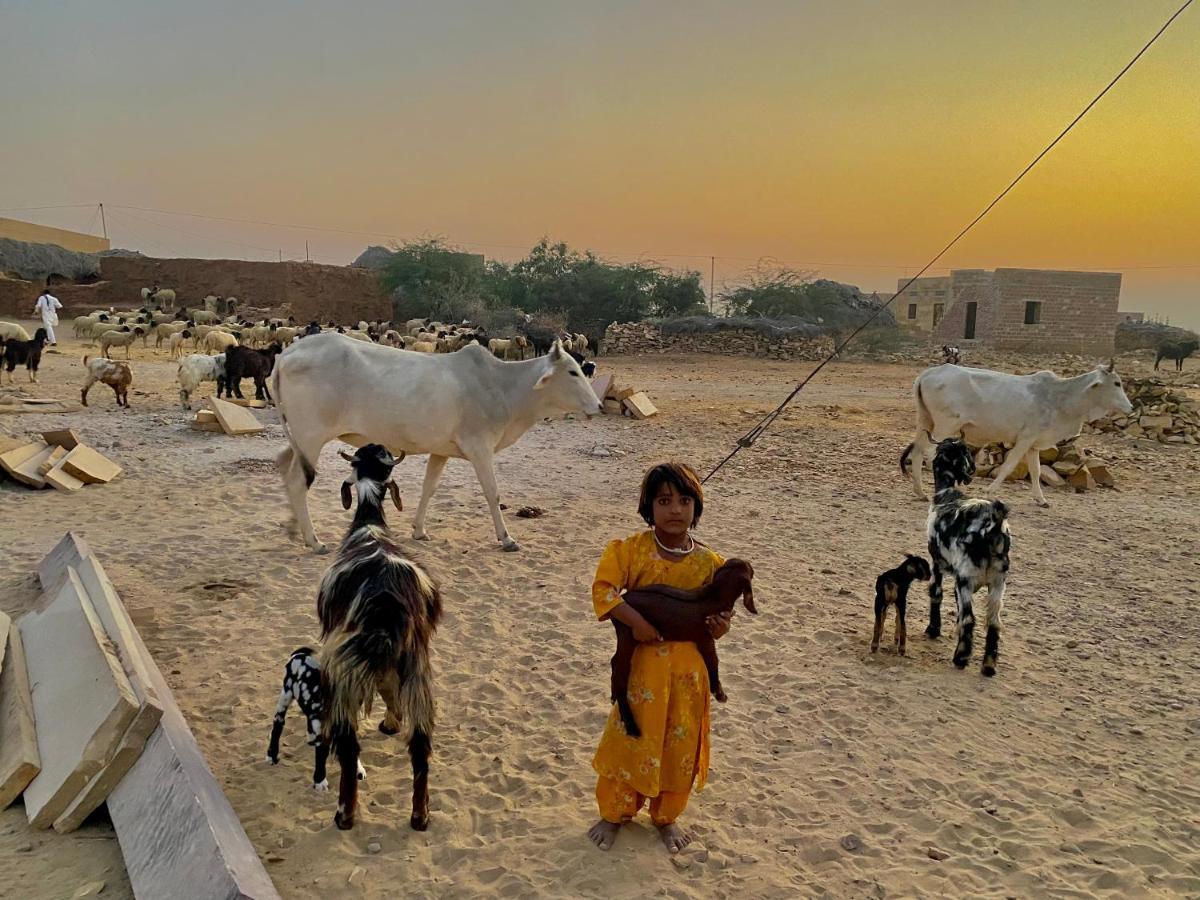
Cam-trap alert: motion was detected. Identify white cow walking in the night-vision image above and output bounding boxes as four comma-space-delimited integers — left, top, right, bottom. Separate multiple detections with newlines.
273, 334, 603, 553
900, 362, 1132, 507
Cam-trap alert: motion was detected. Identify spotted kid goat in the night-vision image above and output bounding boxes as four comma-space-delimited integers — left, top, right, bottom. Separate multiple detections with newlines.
318, 443, 442, 831
925, 439, 1012, 676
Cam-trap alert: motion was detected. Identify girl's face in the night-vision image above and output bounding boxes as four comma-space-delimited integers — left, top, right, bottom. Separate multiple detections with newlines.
652, 483, 694, 538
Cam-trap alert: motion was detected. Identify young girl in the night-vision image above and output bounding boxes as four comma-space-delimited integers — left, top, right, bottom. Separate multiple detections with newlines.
587, 462, 733, 854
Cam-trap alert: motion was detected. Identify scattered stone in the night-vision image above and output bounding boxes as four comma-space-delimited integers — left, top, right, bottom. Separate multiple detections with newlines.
348, 866, 366, 885
72, 882, 105, 898
840, 834, 862, 852
927, 846, 951, 861
670, 854, 692, 870
367, 841, 382, 854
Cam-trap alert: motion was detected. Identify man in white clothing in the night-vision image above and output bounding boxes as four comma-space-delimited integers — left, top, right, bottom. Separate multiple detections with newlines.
34, 287, 62, 345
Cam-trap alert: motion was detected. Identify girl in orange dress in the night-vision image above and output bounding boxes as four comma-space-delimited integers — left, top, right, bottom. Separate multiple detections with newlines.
587, 462, 733, 854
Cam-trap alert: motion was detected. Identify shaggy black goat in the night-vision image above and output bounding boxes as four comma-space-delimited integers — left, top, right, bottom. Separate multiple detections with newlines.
318, 444, 442, 831
925, 439, 1011, 676
2, 327, 49, 383
871, 554, 932, 656
940, 345, 963, 365
220, 341, 283, 401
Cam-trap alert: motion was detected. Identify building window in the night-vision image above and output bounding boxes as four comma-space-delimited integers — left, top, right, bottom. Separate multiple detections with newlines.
1024, 301, 1042, 325
933, 303, 945, 326
907, 304, 917, 320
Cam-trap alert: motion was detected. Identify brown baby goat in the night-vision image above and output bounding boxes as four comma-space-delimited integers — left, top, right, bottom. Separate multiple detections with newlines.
609, 558, 756, 738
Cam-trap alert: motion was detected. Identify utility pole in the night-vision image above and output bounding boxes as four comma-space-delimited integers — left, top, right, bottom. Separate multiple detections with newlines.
306, 241, 310, 262
709, 256, 715, 314
99, 203, 108, 240
278, 249, 282, 263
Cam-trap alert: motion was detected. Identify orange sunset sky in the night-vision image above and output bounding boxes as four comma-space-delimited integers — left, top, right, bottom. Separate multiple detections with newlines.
2, 1, 1197, 327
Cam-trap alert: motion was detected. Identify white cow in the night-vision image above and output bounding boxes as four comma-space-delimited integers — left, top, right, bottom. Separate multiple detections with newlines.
273, 334, 603, 553
901, 362, 1132, 507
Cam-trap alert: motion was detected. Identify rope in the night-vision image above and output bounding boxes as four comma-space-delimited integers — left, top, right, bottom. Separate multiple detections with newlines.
702, 0, 1194, 485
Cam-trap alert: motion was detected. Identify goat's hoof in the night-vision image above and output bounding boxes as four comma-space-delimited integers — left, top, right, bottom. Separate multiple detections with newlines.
410, 812, 430, 831
1036, 499, 1050, 509
313, 779, 329, 791
925, 627, 940, 639
501, 539, 520, 552
312, 543, 330, 555
713, 687, 728, 703
356, 762, 366, 781
413, 533, 431, 542
334, 812, 354, 830
870, 645, 879, 654
981, 661, 997, 677
378, 720, 400, 736
266, 755, 278, 765
898, 646, 906, 657
953, 655, 970, 669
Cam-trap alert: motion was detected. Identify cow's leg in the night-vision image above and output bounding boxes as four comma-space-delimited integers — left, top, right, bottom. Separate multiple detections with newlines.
463, 445, 519, 551
1024, 446, 1049, 507
412, 454, 448, 541
981, 575, 1006, 677
907, 429, 938, 499
952, 575, 975, 669
277, 433, 329, 553
987, 439, 1034, 494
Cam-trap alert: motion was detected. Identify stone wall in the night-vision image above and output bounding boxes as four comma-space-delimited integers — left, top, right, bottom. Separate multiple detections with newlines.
602, 322, 835, 360
0, 255, 390, 323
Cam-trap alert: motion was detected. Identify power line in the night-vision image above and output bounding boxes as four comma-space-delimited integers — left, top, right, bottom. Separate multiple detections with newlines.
0, 203, 96, 213
702, 0, 1195, 485
112, 206, 293, 258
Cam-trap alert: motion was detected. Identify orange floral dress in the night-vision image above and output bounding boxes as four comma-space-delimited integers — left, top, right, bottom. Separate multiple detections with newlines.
592, 530, 725, 798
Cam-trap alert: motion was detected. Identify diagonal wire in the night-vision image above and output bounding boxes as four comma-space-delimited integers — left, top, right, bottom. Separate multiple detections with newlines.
702, 0, 1194, 484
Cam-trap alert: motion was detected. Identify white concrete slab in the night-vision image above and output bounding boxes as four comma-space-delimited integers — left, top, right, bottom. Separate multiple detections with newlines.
19, 568, 140, 829
0, 620, 41, 810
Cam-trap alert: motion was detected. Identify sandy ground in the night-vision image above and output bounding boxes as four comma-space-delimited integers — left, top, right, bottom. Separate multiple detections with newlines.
1, 322, 1198, 899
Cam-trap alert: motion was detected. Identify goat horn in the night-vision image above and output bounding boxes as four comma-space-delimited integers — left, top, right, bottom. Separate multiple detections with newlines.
339, 449, 354, 462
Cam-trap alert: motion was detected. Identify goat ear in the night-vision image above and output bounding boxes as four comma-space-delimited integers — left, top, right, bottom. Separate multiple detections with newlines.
340, 480, 353, 510
742, 585, 757, 615
386, 480, 403, 511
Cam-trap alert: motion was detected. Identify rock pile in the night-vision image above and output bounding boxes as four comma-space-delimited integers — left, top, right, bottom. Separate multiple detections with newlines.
974, 439, 1115, 493
602, 322, 834, 360
1089, 378, 1199, 444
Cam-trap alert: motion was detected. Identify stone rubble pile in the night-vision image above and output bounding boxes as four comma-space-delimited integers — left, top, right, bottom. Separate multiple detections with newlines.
974, 438, 1115, 493
602, 322, 834, 361
1088, 378, 1199, 445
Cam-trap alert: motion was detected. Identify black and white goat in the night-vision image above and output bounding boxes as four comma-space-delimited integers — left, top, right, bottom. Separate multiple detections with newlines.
265, 647, 364, 790
925, 439, 1011, 675
871, 554, 932, 656
318, 443, 442, 831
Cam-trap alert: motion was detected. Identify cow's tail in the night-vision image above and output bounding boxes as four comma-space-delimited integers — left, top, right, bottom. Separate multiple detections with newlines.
273, 356, 316, 488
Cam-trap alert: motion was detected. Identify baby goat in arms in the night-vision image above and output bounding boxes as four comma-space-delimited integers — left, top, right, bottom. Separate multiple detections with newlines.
610, 559, 756, 738
871, 554, 932, 656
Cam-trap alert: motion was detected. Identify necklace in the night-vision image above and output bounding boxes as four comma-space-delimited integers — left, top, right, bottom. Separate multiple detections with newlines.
653, 530, 695, 556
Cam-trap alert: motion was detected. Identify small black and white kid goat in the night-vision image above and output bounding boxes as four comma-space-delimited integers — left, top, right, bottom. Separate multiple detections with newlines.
265, 647, 364, 789
925, 438, 1012, 676
318, 443, 442, 831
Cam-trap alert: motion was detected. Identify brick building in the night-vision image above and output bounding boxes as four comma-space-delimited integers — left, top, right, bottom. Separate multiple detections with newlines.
896, 268, 1122, 354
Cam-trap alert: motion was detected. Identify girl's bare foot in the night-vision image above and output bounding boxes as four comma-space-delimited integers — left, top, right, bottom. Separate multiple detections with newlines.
588, 820, 620, 851
657, 822, 692, 854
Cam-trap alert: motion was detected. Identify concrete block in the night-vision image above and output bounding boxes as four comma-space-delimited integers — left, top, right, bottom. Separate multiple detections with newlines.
45, 464, 85, 492
590, 374, 614, 402
0, 435, 28, 457
5, 443, 57, 488
623, 392, 658, 420
107, 605, 281, 899
209, 397, 264, 435
38, 532, 93, 593
41, 429, 81, 450
37, 445, 67, 475
53, 556, 165, 833
19, 568, 140, 829
60, 445, 122, 484
0, 621, 41, 810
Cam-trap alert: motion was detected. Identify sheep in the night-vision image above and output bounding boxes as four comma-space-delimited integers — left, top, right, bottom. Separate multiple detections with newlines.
609, 559, 756, 738
409, 341, 436, 353
81, 355, 132, 408
871, 554, 932, 656
177, 353, 226, 409
0, 321, 32, 342
221, 342, 283, 401
168, 330, 191, 359
190, 309, 220, 325
140, 287, 176, 310
203, 329, 241, 355
318, 443, 442, 831
572, 333, 589, 355
343, 330, 373, 343
488, 338, 514, 359
73, 316, 97, 338
154, 320, 191, 348
925, 438, 1012, 676
382, 329, 403, 348
190, 323, 220, 348
2, 328, 49, 383
99, 326, 146, 359
405, 317, 429, 334
1155, 339, 1199, 372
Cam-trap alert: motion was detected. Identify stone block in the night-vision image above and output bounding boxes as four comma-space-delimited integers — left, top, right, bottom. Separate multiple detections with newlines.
60, 445, 122, 484
41, 429, 81, 450
1067, 468, 1096, 493
7, 443, 57, 488
19, 568, 140, 829
590, 374, 614, 401
53, 556, 165, 833
0, 620, 41, 810
0, 440, 47, 479
36, 445, 67, 475
38, 532, 93, 593
209, 397, 264, 435
623, 392, 658, 420
106, 609, 281, 900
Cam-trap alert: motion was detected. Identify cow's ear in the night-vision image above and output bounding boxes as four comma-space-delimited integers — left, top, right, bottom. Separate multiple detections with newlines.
548, 340, 563, 361
534, 370, 553, 390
